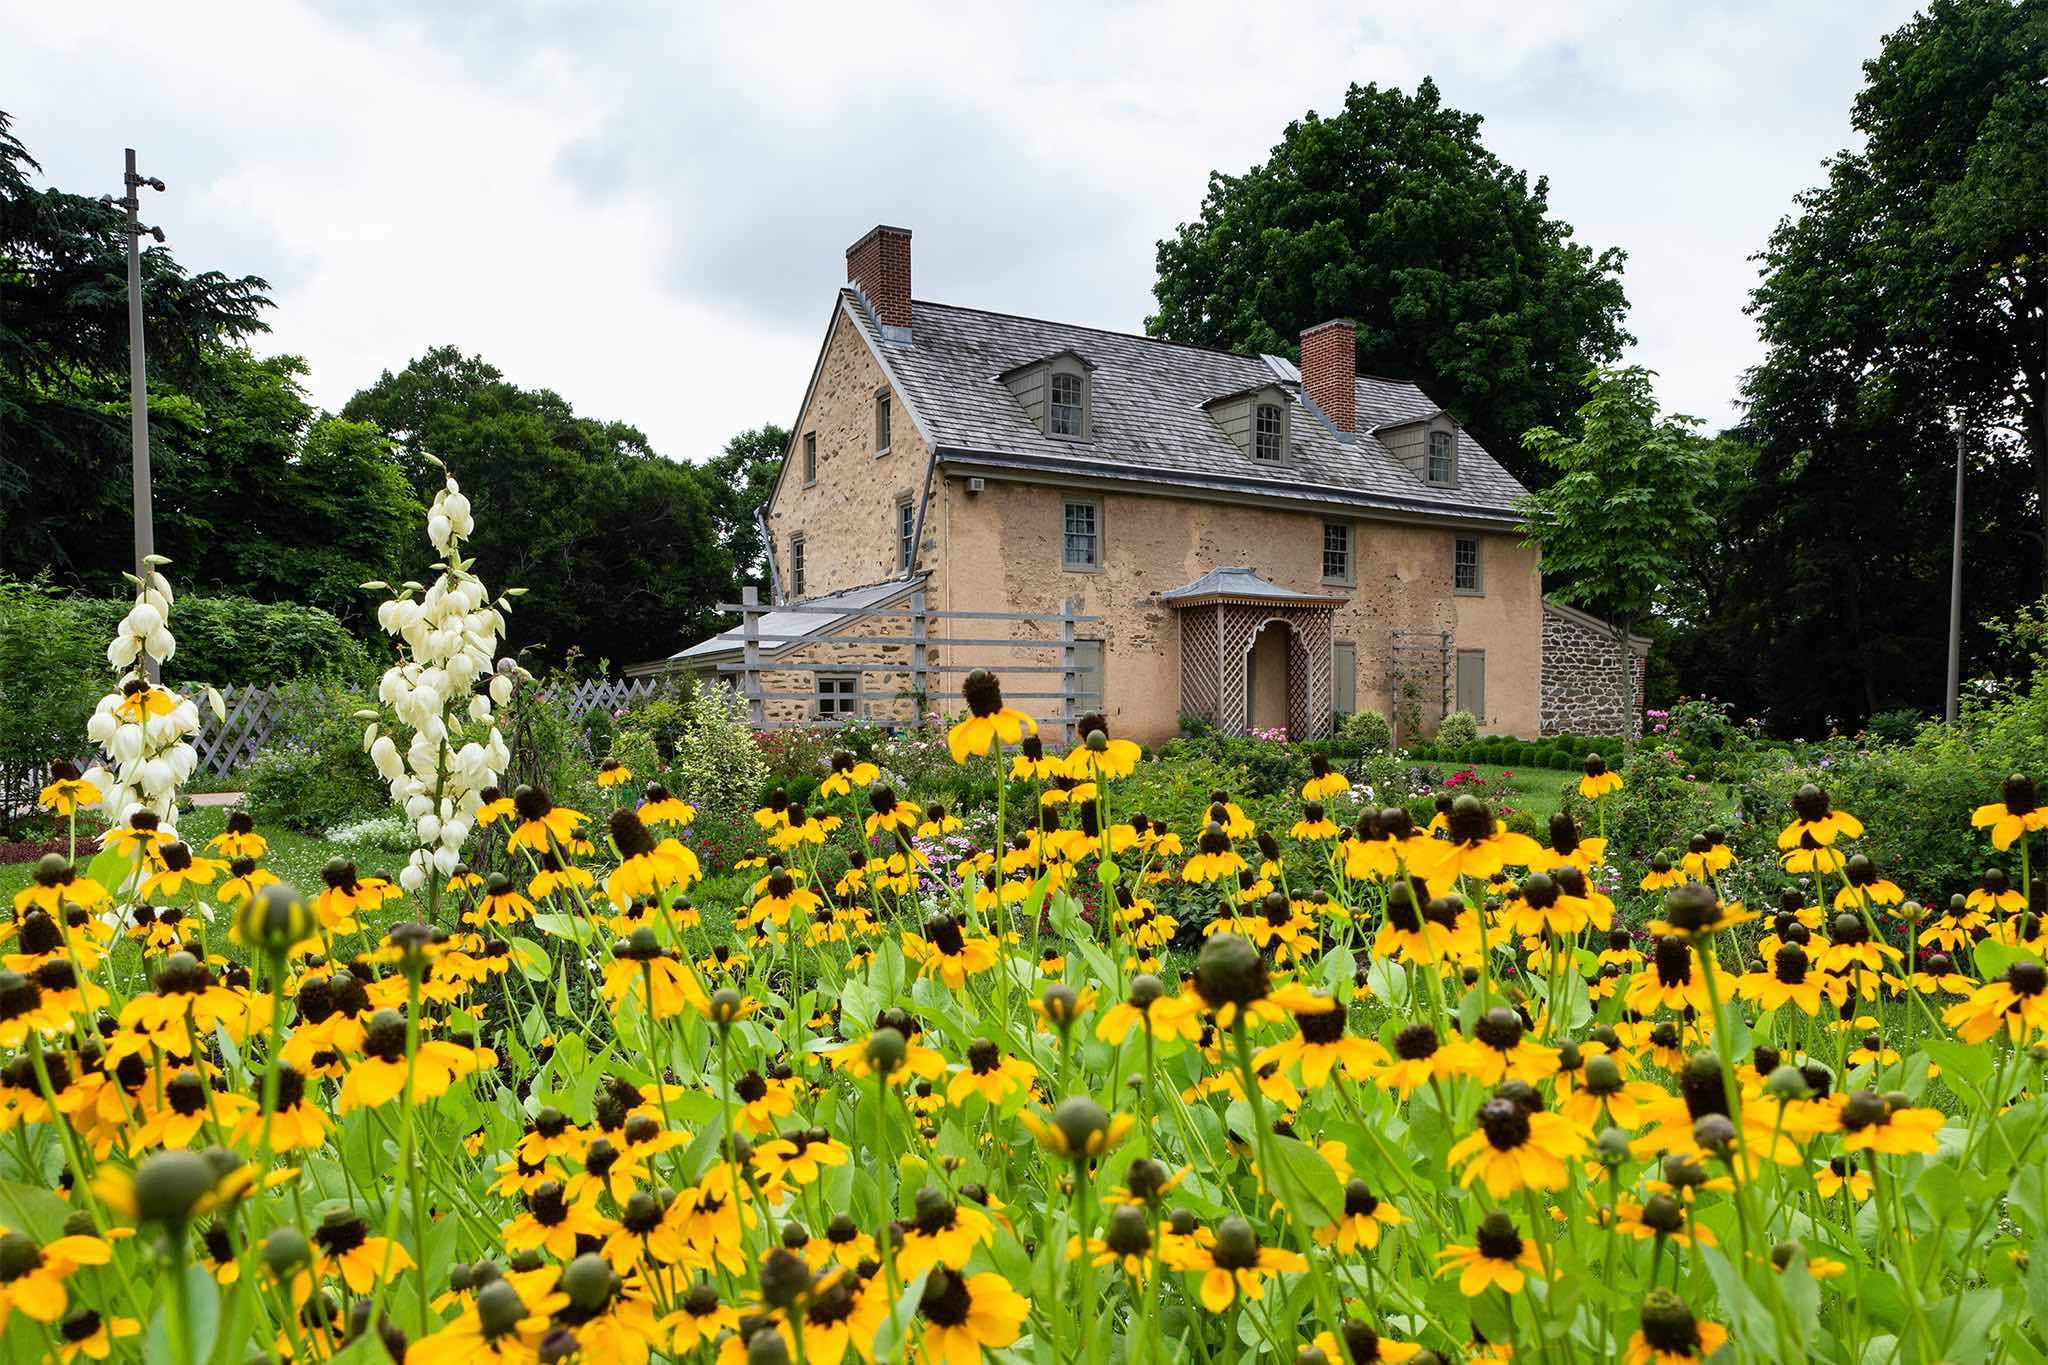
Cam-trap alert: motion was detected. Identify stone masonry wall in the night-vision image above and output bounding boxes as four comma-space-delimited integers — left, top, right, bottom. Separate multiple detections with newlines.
1540, 603, 1645, 738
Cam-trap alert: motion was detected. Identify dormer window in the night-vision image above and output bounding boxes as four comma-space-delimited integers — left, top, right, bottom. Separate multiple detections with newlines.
1426, 430, 1455, 483
1050, 372, 1084, 437
997, 349, 1095, 440
1204, 383, 1292, 463
1254, 403, 1285, 462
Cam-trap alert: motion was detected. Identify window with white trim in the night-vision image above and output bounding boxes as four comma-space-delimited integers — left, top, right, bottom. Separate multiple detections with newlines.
1453, 536, 1482, 594
1062, 499, 1100, 570
1049, 372, 1085, 438
1322, 522, 1351, 584
1427, 430, 1455, 484
1254, 403, 1285, 462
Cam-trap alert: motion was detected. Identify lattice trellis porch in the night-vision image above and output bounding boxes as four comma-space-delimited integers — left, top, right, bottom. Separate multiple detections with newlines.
1162, 567, 1341, 740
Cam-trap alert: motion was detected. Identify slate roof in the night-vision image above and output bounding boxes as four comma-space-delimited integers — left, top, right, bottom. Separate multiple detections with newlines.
1160, 567, 1345, 607
843, 291, 1528, 527
661, 578, 922, 666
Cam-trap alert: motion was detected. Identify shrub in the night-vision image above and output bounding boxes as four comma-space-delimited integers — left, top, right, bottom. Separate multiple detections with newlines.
1436, 710, 1479, 747
1866, 706, 1929, 746
0, 580, 106, 833
662, 681, 769, 818
1560, 743, 1722, 865
55, 591, 368, 685
244, 683, 386, 832
1338, 709, 1393, 754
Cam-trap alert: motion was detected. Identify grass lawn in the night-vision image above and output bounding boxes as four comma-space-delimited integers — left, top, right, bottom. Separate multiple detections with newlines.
0, 806, 360, 909
1432, 761, 1578, 823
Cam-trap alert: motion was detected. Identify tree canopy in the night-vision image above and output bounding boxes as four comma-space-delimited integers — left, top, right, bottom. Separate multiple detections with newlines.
342, 346, 743, 669
1656, 0, 2046, 732
1147, 78, 1632, 483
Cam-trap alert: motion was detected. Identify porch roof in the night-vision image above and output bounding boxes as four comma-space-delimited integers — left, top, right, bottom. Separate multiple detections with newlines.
1159, 566, 1345, 610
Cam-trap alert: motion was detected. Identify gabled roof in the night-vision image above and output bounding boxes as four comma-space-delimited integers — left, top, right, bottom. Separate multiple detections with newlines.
1161, 567, 1345, 609
655, 578, 925, 669
841, 293, 1527, 527
996, 347, 1095, 381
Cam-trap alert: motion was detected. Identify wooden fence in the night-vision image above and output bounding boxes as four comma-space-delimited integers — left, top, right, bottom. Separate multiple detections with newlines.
718, 587, 1103, 743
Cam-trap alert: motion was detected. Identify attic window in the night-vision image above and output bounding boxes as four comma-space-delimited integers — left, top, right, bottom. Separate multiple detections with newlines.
1050, 372, 1084, 437
1426, 430, 1455, 484
1254, 403, 1285, 462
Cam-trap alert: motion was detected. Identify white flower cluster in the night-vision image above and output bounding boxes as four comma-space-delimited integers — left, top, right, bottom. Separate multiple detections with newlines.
364, 469, 515, 894
84, 558, 203, 824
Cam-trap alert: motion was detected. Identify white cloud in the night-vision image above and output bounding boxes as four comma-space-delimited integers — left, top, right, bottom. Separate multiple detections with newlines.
2, 0, 1922, 460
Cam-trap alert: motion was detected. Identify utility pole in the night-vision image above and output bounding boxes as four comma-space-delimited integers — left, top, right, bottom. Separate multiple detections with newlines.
115, 149, 165, 678
1945, 418, 1964, 724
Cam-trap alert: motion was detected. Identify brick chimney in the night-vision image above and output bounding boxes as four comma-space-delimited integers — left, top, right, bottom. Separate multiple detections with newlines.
846, 225, 913, 340
1299, 319, 1357, 436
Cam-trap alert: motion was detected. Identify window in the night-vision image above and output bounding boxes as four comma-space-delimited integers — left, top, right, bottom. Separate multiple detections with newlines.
1254, 403, 1285, 462
875, 392, 892, 455
1062, 499, 1100, 570
1071, 639, 1105, 712
817, 673, 858, 719
1322, 522, 1351, 584
1332, 641, 1357, 717
802, 432, 817, 485
896, 497, 916, 572
1453, 536, 1482, 594
789, 533, 806, 597
1456, 650, 1486, 719
1426, 430, 1455, 484
1049, 372, 1085, 438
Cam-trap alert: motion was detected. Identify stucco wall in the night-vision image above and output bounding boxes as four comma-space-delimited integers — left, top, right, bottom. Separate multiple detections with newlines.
927, 477, 1542, 744
765, 306, 932, 599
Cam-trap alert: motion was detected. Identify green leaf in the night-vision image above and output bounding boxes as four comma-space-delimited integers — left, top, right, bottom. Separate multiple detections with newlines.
1267, 1134, 1344, 1228
144, 1264, 220, 1365
1973, 937, 2038, 983
0, 1179, 71, 1240
85, 844, 136, 897
1923, 1039, 1993, 1092
507, 935, 551, 981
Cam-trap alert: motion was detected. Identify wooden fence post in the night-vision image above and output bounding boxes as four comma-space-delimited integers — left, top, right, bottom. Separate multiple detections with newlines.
910, 589, 928, 730
1058, 597, 1077, 746
740, 587, 766, 729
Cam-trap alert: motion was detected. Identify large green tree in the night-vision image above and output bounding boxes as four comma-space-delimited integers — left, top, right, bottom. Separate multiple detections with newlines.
1662, 0, 2045, 732
704, 424, 788, 593
0, 110, 273, 582
342, 346, 741, 669
1147, 78, 1632, 481
1518, 367, 1717, 743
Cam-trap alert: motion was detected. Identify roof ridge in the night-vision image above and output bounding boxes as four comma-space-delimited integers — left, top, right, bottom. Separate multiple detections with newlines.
906, 297, 1270, 365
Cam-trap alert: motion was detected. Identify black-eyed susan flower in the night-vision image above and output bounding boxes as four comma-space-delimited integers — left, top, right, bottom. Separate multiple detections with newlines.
903, 915, 998, 990
506, 784, 589, 856
1416, 795, 1542, 893
1972, 773, 2048, 850
1625, 937, 1712, 1015
947, 1038, 1037, 1106
1624, 1290, 1728, 1365
205, 809, 267, 860
596, 758, 633, 788
1736, 944, 1846, 1016
1180, 1215, 1308, 1312
1779, 782, 1863, 852
0, 1225, 111, 1327
1019, 1095, 1135, 1165
637, 782, 694, 827
1300, 753, 1349, 800
36, 761, 101, 818
1182, 820, 1249, 885
864, 782, 921, 838
1578, 752, 1622, 799
1313, 1321, 1423, 1364
659, 1283, 740, 1353
1436, 1209, 1546, 1297
53, 1307, 141, 1362
1836, 1088, 1942, 1155
1095, 974, 1204, 1045
895, 1185, 995, 1278
409, 1267, 569, 1365
335, 1008, 482, 1113
1815, 1155, 1871, 1201
1254, 983, 1385, 1087
1966, 866, 2024, 915
310, 1207, 414, 1294
915, 1266, 1029, 1364
141, 841, 226, 899
1065, 714, 1141, 781
948, 670, 1037, 764
1314, 1179, 1408, 1254
1448, 1093, 1586, 1196
1943, 959, 2048, 1042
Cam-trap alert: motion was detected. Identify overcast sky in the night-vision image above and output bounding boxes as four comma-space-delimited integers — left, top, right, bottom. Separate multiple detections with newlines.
6, 1, 1923, 463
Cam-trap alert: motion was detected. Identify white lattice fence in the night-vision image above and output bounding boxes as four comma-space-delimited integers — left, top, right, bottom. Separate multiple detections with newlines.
188, 678, 667, 779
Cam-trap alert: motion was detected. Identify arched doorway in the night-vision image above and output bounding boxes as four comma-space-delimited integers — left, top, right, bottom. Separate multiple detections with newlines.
1245, 620, 1292, 735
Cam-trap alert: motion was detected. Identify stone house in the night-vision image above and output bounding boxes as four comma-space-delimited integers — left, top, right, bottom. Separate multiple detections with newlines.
649, 225, 1644, 743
